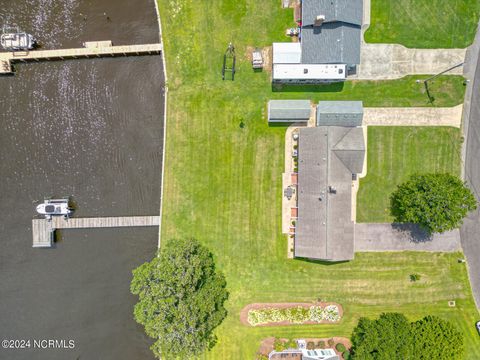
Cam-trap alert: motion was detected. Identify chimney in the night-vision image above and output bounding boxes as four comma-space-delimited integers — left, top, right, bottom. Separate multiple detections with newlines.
314, 15, 325, 27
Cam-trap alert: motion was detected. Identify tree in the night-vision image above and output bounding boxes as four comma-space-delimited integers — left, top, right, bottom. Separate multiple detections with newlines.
351, 313, 413, 360
412, 315, 463, 360
130, 238, 228, 359
390, 173, 477, 233
351, 313, 463, 360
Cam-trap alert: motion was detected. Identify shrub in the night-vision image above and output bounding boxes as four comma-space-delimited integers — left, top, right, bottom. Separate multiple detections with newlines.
273, 338, 285, 352
327, 338, 335, 348
343, 350, 351, 360
307, 341, 315, 350
285, 338, 297, 349
335, 343, 346, 352
309, 306, 323, 322
410, 273, 421, 282
284, 306, 309, 323
323, 305, 341, 322
293, 144, 298, 149
317, 340, 326, 349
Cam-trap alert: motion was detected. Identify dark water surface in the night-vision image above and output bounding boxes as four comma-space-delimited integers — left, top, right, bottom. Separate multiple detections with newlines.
0, 1, 164, 359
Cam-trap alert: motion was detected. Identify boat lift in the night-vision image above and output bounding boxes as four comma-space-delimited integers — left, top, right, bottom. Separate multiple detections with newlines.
222, 42, 236, 81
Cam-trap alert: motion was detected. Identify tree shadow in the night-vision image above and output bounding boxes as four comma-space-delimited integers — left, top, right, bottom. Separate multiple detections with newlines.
390, 223, 433, 243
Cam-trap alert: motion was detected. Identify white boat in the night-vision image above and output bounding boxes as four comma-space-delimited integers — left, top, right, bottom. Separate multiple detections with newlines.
1, 27, 36, 51
36, 198, 73, 219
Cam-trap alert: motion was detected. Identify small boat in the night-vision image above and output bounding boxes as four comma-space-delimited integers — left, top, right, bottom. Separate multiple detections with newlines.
36, 198, 73, 219
1, 26, 36, 51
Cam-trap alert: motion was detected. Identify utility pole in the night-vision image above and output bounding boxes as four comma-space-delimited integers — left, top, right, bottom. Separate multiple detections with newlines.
416, 62, 464, 103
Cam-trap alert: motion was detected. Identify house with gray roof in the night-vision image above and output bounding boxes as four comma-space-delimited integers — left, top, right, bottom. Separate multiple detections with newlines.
294, 101, 365, 261
272, 0, 363, 83
301, 0, 363, 66
268, 100, 312, 122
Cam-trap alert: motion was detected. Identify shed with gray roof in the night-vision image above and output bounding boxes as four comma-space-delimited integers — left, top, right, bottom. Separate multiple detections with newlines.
317, 101, 363, 127
295, 126, 365, 261
268, 100, 312, 122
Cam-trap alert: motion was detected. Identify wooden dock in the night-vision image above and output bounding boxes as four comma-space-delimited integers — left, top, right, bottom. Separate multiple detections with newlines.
32, 216, 160, 248
0, 41, 162, 74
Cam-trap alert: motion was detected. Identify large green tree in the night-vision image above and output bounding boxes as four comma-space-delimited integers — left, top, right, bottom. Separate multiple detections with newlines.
412, 315, 464, 360
130, 238, 228, 359
390, 173, 476, 233
351, 313, 413, 360
351, 313, 463, 360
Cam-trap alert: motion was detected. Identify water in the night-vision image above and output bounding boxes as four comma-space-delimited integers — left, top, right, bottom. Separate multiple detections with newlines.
0, 1, 164, 359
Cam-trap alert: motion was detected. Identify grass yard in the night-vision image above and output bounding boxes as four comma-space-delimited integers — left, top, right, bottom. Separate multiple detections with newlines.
157, 0, 479, 358
357, 127, 462, 223
364, 0, 480, 48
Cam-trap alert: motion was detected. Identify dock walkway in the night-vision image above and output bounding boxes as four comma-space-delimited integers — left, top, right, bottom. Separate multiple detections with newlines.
0, 41, 162, 74
32, 216, 160, 248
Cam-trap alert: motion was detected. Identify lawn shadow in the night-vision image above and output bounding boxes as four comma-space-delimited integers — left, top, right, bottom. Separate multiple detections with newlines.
294, 257, 350, 266
271, 82, 345, 93
267, 122, 293, 128
391, 223, 433, 243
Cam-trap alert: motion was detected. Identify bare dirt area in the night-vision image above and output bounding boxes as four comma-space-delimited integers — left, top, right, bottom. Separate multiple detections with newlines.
240, 302, 343, 327
262, 46, 272, 73
244, 45, 272, 74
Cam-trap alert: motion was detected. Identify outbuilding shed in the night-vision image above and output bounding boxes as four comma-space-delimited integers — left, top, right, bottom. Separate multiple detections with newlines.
268, 100, 312, 122
317, 101, 363, 127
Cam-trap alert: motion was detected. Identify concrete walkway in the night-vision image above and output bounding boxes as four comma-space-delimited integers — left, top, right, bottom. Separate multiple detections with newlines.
357, 0, 466, 80
363, 105, 463, 127
355, 223, 461, 252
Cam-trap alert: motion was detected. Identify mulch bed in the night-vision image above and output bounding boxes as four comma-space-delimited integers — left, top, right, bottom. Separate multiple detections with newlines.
258, 337, 351, 360
240, 302, 343, 327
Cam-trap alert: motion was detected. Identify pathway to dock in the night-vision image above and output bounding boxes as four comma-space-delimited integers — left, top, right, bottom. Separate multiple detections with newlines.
0, 41, 162, 74
32, 215, 160, 248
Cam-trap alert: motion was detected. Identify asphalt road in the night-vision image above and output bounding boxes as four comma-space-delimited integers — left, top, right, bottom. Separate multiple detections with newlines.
461, 38, 480, 309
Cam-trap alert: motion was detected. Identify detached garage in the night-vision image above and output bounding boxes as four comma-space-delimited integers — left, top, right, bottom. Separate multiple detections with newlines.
268, 100, 312, 123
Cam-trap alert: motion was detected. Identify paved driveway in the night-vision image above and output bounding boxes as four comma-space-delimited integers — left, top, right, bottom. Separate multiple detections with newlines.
363, 105, 463, 127
355, 223, 461, 252
356, 44, 466, 80
358, 0, 466, 80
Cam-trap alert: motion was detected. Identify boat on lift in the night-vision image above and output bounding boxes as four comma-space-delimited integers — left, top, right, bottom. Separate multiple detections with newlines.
36, 198, 73, 219
1, 26, 36, 51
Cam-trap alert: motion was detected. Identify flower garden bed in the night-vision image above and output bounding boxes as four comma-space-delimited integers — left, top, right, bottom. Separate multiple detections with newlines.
240, 302, 343, 327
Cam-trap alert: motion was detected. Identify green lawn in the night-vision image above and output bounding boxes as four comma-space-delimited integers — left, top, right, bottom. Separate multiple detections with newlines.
365, 0, 480, 48
357, 127, 462, 223
157, 0, 479, 358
